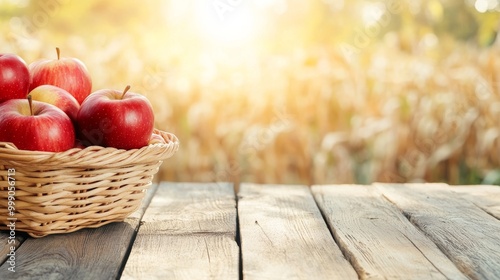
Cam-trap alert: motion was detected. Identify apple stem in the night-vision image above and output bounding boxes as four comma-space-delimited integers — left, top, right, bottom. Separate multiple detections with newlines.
121, 85, 131, 99
27, 95, 33, 116
56, 47, 60, 60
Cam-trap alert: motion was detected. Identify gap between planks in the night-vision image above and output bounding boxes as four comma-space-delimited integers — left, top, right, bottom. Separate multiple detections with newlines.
312, 184, 466, 280
0, 182, 159, 280
121, 182, 239, 280
375, 183, 500, 280
238, 183, 358, 280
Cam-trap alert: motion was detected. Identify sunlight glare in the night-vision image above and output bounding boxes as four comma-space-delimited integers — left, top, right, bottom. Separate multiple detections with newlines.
195, 1, 258, 46
362, 3, 386, 25
474, 0, 499, 12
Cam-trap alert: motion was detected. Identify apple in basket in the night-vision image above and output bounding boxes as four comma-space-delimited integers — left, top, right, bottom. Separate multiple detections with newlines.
29, 47, 92, 104
28, 85, 80, 122
0, 95, 75, 152
0, 53, 30, 103
77, 85, 154, 149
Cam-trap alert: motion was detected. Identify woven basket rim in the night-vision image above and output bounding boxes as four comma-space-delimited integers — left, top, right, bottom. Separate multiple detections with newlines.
0, 129, 179, 168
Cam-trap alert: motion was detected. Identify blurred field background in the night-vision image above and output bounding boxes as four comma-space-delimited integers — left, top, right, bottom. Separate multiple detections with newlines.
1, 0, 499, 186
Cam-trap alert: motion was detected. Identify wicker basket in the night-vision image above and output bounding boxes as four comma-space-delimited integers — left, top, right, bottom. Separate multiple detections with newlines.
0, 129, 179, 237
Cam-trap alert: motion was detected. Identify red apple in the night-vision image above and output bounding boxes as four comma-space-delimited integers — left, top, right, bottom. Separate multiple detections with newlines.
77, 85, 154, 149
0, 96, 75, 152
0, 53, 30, 103
29, 47, 92, 104
29, 85, 80, 122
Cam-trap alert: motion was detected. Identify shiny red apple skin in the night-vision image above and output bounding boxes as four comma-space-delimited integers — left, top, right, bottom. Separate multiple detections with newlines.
0, 54, 30, 103
29, 85, 80, 122
0, 99, 75, 152
29, 49, 92, 104
76, 88, 154, 149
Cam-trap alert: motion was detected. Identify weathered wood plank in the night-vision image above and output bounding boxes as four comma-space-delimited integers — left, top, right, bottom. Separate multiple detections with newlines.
312, 184, 466, 280
121, 182, 238, 280
377, 183, 500, 280
0, 182, 159, 279
0, 231, 27, 267
451, 185, 500, 219
238, 183, 357, 280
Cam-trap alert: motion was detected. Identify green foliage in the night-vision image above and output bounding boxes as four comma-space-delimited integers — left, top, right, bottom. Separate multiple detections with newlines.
482, 170, 500, 185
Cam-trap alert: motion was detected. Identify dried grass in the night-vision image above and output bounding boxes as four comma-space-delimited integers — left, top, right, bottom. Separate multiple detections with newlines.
5, 35, 500, 186
155, 42, 499, 185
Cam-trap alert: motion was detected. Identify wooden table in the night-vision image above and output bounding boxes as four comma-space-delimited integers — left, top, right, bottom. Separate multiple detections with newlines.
1, 182, 499, 279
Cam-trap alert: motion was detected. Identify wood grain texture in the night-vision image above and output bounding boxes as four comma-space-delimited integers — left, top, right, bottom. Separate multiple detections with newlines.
121, 182, 238, 280
312, 184, 466, 280
238, 183, 357, 280
451, 185, 500, 219
0, 232, 26, 265
376, 183, 500, 280
0, 182, 159, 279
